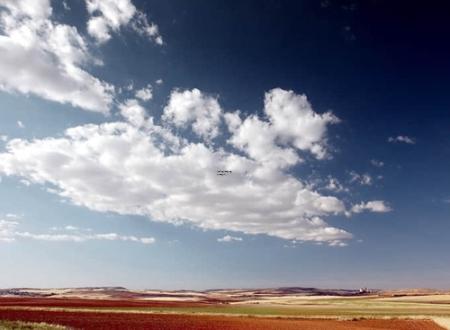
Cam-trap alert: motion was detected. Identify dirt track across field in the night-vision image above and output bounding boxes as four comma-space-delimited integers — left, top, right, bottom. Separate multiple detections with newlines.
0, 309, 445, 330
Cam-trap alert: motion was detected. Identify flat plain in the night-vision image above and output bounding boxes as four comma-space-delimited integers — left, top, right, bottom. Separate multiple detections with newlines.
0, 288, 449, 329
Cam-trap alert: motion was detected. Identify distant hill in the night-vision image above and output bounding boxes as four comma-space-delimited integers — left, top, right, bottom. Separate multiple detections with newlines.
0, 286, 380, 302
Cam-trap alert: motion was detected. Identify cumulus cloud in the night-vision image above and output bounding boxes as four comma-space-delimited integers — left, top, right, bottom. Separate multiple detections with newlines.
388, 135, 415, 144
218, 235, 242, 243
86, 0, 163, 44
225, 88, 339, 169
0, 219, 154, 244
0, 88, 391, 246
163, 88, 223, 141
0, 0, 114, 113
119, 99, 148, 127
351, 200, 392, 214
135, 84, 153, 101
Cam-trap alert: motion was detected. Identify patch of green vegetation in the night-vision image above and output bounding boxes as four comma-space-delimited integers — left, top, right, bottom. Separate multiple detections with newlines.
98, 297, 450, 318
99, 301, 450, 318
0, 321, 66, 330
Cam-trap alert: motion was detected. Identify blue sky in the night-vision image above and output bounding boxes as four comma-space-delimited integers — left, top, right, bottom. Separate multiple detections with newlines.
0, 0, 449, 290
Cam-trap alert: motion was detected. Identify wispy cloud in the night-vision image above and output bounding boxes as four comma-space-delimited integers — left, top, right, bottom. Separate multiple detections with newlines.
370, 159, 384, 167
388, 136, 415, 144
349, 171, 373, 186
324, 176, 348, 193
0, 220, 154, 244
218, 235, 242, 243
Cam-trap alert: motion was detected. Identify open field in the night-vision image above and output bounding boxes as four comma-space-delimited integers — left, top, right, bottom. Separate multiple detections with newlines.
0, 310, 444, 330
1, 288, 450, 329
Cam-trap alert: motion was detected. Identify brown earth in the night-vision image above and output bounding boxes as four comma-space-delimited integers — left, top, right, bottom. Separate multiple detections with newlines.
0, 297, 214, 308
0, 309, 444, 330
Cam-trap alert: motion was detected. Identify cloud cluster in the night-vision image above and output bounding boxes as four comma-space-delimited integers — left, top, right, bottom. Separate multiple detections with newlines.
135, 84, 153, 101
0, 0, 163, 113
86, 0, 163, 44
351, 201, 392, 213
163, 89, 222, 141
0, 0, 114, 113
225, 89, 339, 169
0, 87, 390, 245
0, 219, 154, 244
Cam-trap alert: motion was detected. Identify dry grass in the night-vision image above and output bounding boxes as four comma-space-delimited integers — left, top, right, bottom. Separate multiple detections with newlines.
0, 320, 67, 330
432, 317, 450, 330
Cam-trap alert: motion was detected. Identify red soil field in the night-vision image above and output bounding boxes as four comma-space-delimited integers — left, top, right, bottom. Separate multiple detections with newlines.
0, 309, 444, 330
0, 297, 211, 308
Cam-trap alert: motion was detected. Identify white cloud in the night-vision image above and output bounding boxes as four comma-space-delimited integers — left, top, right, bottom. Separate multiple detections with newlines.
119, 99, 147, 127
370, 159, 384, 167
5, 213, 21, 219
328, 240, 348, 247
351, 200, 392, 214
155, 79, 163, 85
324, 176, 348, 192
349, 171, 372, 186
218, 235, 242, 243
0, 0, 114, 113
0, 135, 7, 142
263, 88, 339, 160
0, 219, 154, 244
0, 219, 18, 242
85, 0, 163, 45
225, 88, 339, 169
163, 88, 223, 141
0, 89, 365, 246
388, 135, 415, 144
17, 121, 24, 129
135, 84, 152, 101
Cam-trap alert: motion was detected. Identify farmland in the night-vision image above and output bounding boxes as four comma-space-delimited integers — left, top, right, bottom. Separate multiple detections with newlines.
0, 309, 444, 330
0, 288, 449, 329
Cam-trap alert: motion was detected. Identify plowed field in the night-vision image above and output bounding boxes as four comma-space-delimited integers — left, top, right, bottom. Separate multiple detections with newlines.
0, 309, 444, 330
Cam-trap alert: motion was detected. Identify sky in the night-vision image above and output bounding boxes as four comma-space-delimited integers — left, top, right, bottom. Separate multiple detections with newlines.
0, 0, 449, 290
